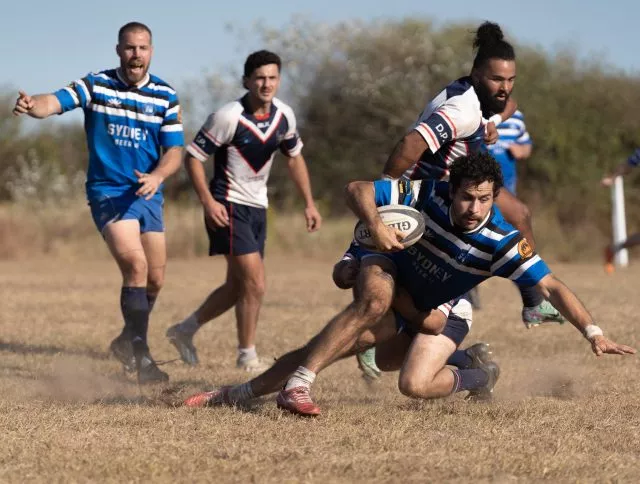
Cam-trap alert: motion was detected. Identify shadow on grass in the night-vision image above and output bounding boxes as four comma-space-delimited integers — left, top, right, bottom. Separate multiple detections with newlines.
0, 339, 109, 361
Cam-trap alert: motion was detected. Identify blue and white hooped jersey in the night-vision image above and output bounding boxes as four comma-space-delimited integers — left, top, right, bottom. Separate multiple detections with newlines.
406, 77, 486, 181
372, 179, 551, 310
187, 95, 303, 209
485, 110, 531, 184
54, 69, 184, 201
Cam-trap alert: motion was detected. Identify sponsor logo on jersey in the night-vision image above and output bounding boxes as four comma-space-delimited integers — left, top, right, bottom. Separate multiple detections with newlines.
106, 98, 122, 108
517, 238, 533, 259
143, 103, 155, 115
406, 245, 453, 283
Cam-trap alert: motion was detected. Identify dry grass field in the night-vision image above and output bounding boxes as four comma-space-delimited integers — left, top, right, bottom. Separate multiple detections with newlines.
1, 252, 639, 483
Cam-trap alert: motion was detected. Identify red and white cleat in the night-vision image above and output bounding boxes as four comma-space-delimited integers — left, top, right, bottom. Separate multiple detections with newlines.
276, 386, 321, 417
184, 386, 231, 408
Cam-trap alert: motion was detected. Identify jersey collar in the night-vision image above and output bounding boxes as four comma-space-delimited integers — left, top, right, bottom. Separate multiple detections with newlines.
116, 68, 150, 90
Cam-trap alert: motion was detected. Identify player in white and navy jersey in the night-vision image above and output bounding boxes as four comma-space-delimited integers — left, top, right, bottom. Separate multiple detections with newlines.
12, 22, 184, 383
485, 110, 532, 195
601, 148, 640, 272
167, 51, 322, 371
382, 22, 564, 328
183, 152, 634, 415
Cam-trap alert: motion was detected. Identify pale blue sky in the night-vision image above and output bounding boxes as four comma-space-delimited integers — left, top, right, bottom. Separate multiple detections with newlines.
1, 0, 636, 121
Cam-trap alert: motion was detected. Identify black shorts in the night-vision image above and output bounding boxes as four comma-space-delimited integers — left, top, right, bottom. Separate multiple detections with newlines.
206, 200, 267, 257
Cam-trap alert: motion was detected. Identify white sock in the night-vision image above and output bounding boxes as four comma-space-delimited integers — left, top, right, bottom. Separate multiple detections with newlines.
177, 314, 199, 335
228, 382, 255, 403
237, 346, 258, 363
285, 366, 316, 391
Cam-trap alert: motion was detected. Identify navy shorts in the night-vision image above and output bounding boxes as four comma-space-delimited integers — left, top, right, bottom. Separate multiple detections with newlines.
89, 193, 164, 234
394, 310, 470, 346
206, 200, 267, 257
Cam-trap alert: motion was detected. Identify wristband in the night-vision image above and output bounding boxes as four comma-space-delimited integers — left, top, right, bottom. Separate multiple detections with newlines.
488, 114, 503, 126
583, 324, 604, 341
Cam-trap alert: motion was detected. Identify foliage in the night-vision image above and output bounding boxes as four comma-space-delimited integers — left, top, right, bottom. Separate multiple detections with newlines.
2, 18, 640, 258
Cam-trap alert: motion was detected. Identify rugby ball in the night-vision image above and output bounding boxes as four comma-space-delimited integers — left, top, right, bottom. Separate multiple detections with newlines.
354, 205, 425, 251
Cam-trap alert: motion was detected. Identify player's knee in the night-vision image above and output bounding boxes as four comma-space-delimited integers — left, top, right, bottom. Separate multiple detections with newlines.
122, 257, 148, 280
242, 276, 266, 300
354, 295, 390, 322
147, 274, 164, 295
398, 375, 422, 398
398, 374, 437, 399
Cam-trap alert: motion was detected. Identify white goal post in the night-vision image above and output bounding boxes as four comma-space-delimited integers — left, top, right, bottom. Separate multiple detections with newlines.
612, 176, 629, 267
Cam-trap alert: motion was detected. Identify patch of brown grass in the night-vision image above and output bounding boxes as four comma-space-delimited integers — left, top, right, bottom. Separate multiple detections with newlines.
0, 258, 639, 482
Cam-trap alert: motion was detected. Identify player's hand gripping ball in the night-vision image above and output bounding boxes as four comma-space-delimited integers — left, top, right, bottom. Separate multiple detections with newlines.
354, 205, 425, 251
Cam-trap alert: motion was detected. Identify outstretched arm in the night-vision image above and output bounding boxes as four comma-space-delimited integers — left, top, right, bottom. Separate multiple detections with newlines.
12, 91, 62, 119
535, 274, 636, 356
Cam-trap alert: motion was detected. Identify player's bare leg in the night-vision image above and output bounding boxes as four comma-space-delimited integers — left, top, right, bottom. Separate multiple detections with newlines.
166, 257, 242, 366
494, 190, 565, 328
303, 257, 395, 374
229, 252, 267, 370
141, 231, 166, 312
275, 257, 395, 415
184, 311, 399, 409
105, 220, 168, 383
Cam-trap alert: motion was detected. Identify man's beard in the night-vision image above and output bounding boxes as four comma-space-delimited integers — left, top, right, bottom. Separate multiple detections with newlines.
476, 82, 509, 114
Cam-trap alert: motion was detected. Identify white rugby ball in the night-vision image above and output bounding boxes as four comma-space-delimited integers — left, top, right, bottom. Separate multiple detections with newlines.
354, 205, 425, 251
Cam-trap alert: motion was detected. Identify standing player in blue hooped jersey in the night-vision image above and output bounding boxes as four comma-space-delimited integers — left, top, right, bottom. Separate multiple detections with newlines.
182, 152, 635, 416
12, 22, 184, 383
485, 110, 532, 196
166, 50, 322, 372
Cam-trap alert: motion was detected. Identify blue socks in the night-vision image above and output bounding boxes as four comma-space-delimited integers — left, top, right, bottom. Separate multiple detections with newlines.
519, 284, 543, 307
120, 287, 150, 349
447, 350, 473, 369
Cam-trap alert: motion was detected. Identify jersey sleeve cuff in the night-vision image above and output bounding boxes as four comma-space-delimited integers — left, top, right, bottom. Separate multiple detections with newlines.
186, 144, 209, 162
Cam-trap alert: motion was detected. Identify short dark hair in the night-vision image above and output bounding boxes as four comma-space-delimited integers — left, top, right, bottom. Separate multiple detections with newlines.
472, 21, 515, 69
243, 50, 281, 78
118, 22, 152, 44
449, 152, 504, 196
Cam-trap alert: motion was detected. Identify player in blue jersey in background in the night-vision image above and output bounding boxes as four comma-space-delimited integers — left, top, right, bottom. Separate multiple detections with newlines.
468, 110, 533, 309
601, 148, 640, 273
12, 22, 184, 383
486, 110, 532, 195
183, 152, 634, 416
166, 51, 322, 372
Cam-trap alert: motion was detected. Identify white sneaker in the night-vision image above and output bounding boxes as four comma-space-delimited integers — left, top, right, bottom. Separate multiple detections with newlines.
236, 356, 272, 372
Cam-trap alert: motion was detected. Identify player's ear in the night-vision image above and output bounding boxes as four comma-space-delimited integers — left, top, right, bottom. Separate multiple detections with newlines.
242, 76, 248, 90
449, 184, 455, 199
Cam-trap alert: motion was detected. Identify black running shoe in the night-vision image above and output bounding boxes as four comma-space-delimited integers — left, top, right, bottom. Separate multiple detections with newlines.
465, 361, 500, 402
109, 333, 136, 373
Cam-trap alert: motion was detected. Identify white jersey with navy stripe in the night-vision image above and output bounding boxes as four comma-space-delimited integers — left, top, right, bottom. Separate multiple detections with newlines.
406, 77, 486, 181
372, 179, 551, 311
187, 96, 303, 209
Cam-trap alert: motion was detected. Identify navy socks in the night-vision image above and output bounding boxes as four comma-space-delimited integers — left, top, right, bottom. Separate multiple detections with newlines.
519, 284, 543, 307
120, 287, 150, 349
